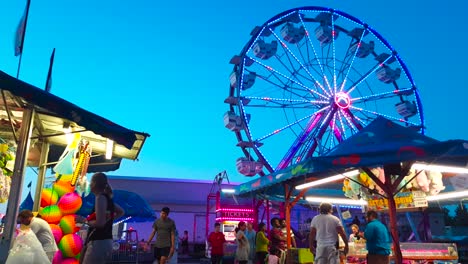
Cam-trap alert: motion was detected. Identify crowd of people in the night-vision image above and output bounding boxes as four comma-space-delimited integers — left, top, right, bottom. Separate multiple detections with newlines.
3, 172, 391, 264
205, 202, 391, 264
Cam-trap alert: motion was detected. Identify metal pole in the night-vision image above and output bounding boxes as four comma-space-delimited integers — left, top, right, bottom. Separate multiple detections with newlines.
33, 141, 49, 212
0, 107, 34, 263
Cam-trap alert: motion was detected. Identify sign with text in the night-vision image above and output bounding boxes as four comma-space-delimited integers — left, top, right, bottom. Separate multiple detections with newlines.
367, 191, 428, 211
215, 208, 254, 221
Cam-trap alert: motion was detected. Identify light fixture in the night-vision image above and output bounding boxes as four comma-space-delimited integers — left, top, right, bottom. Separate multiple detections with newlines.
306, 196, 368, 206
63, 122, 74, 145
426, 190, 468, 201
221, 189, 235, 193
412, 163, 468, 174
295, 170, 360, 190
106, 139, 114, 159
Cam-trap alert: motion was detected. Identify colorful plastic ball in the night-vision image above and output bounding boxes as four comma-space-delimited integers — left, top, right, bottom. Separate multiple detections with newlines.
39, 205, 63, 224
61, 258, 79, 264
52, 250, 63, 264
59, 174, 74, 182
40, 188, 59, 207
58, 192, 82, 215
58, 234, 83, 258
49, 224, 63, 244
52, 180, 75, 197
59, 214, 79, 235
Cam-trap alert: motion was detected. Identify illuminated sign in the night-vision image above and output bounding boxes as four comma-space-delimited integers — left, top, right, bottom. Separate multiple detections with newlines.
216, 208, 254, 221
367, 191, 427, 211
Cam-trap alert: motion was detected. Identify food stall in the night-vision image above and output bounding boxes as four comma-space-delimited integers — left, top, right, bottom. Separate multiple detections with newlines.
234, 117, 468, 264
0, 70, 149, 263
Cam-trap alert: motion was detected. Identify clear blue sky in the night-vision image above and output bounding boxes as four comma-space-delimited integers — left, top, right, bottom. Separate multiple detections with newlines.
0, 0, 467, 189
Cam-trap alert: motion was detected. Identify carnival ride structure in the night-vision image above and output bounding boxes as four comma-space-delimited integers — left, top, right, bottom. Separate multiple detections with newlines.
225, 6, 424, 177
225, 6, 468, 264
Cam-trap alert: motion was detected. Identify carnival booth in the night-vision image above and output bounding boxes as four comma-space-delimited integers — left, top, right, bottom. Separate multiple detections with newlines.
234, 117, 468, 264
206, 171, 257, 263
0, 70, 149, 263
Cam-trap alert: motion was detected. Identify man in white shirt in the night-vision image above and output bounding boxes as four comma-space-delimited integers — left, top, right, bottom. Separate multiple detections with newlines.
18, 209, 58, 261
309, 203, 348, 264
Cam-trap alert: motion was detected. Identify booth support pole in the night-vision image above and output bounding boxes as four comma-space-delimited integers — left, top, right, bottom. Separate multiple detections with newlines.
0, 107, 35, 263
387, 192, 402, 264
33, 141, 49, 212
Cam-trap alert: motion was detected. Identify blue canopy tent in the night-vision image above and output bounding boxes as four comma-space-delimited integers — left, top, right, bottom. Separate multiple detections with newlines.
235, 117, 468, 264
77, 190, 155, 221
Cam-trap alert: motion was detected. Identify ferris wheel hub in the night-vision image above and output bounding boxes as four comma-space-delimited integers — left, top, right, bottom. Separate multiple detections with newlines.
334, 92, 351, 109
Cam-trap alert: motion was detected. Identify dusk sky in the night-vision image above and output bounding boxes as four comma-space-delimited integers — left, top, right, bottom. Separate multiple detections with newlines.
0, 0, 467, 207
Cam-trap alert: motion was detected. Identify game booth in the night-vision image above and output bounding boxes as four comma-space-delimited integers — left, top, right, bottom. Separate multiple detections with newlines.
234, 118, 468, 264
0, 70, 149, 263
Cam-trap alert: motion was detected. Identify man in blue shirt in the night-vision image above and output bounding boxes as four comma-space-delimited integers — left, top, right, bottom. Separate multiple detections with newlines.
364, 210, 390, 264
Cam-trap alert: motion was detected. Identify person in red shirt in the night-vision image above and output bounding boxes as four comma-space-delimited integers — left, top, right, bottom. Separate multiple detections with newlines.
208, 223, 226, 264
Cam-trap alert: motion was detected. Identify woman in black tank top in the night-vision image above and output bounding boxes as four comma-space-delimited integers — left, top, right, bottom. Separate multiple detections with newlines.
81, 172, 124, 264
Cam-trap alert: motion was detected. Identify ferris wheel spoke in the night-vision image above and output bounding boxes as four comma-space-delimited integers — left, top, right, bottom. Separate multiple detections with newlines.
339, 29, 368, 92
341, 108, 364, 130
346, 55, 394, 95
351, 88, 414, 104
249, 57, 329, 100
244, 96, 329, 108
331, 15, 338, 93
349, 105, 419, 126
256, 106, 330, 143
253, 71, 315, 100
268, 29, 332, 98
299, 16, 334, 94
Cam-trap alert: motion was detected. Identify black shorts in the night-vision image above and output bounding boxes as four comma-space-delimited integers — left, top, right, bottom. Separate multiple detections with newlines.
154, 247, 171, 259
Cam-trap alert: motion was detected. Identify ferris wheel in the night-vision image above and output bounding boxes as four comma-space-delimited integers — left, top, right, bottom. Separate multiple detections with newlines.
224, 7, 424, 177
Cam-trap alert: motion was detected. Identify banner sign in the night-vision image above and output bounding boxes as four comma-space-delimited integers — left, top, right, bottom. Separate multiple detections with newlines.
367, 191, 428, 211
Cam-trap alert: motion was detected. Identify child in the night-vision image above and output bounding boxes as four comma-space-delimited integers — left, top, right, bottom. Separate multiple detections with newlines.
268, 248, 280, 264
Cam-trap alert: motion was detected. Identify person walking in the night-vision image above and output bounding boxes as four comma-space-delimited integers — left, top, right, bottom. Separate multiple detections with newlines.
309, 202, 348, 264
81, 172, 125, 264
255, 223, 269, 264
147, 207, 177, 264
207, 223, 226, 264
235, 221, 250, 264
244, 222, 256, 264
17, 210, 58, 262
363, 210, 391, 264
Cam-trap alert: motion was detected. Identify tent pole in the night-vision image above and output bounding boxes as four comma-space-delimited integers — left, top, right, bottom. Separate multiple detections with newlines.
284, 184, 291, 248
0, 107, 34, 263
387, 192, 402, 264
33, 141, 49, 212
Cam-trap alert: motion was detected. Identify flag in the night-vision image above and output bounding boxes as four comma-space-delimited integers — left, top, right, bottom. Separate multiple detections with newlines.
14, 0, 31, 56
45, 48, 55, 92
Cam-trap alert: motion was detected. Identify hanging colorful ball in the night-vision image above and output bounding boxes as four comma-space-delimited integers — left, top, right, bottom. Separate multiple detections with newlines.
59, 214, 79, 235
39, 205, 63, 224
59, 174, 74, 182
58, 234, 83, 258
40, 188, 59, 207
52, 180, 75, 197
57, 192, 82, 215
52, 250, 63, 264
60, 258, 79, 264
49, 223, 63, 244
